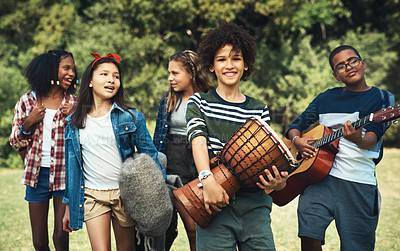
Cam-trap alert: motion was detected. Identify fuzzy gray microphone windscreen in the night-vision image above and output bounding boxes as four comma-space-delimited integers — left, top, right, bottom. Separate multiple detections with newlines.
119, 153, 173, 237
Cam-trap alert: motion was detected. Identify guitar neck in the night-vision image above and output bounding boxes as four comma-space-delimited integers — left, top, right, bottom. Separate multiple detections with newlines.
311, 113, 373, 148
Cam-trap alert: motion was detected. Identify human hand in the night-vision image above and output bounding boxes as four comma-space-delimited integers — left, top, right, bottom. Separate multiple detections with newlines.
202, 176, 230, 214
293, 137, 317, 159
256, 165, 288, 191
342, 120, 362, 144
24, 103, 46, 131
62, 205, 77, 232
62, 98, 74, 116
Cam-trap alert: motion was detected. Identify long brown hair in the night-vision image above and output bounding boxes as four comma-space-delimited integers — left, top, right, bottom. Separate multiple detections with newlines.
166, 50, 214, 113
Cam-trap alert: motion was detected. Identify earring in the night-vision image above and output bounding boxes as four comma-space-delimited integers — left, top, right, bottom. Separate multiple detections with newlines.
89, 83, 93, 87
51, 80, 54, 85
56, 81, 60, 86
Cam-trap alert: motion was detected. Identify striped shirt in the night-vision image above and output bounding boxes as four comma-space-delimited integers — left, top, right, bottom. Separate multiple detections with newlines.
186, 89, 270, 158
9, 91, 78, 190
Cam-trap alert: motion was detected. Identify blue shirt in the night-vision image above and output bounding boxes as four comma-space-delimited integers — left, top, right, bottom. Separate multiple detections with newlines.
287, 86, 395, 185
63, 103, 166, 229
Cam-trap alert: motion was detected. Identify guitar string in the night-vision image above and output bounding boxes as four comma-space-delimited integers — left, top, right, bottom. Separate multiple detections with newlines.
311, 115, 370, 149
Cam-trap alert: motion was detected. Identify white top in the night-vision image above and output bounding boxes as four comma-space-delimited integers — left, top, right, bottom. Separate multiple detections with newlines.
320, 112, 379, 185
41, 109, 57, 167
168, 101, 188, 135
79, 110, 122, 190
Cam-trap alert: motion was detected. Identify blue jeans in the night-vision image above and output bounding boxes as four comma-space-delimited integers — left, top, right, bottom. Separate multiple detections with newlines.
25, 167, 64, 203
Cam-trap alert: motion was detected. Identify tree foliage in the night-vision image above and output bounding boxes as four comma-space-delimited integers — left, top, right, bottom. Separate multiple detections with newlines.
1, 0, 399, 168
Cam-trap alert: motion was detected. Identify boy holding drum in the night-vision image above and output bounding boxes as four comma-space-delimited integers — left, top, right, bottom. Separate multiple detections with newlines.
186, 22, 288, 250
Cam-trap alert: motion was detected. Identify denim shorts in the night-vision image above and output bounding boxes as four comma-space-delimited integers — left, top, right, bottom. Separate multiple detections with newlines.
298, 175, 380, 250
196, 190, 275, 251
25, 167, 65, 203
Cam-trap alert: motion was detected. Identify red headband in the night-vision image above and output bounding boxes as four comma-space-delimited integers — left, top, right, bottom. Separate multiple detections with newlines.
90, 52, 121, 67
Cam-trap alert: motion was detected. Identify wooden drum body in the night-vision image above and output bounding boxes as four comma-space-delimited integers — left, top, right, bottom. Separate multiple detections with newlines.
173, 116, 297, 228
221, 116, 297, 188
173, 163, 240, 228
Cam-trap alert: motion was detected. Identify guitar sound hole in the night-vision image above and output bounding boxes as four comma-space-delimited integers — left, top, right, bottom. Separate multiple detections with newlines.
296, 152, 302, 161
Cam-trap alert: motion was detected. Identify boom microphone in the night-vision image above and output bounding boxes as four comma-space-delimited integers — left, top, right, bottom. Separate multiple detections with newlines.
119, 153, 173, 250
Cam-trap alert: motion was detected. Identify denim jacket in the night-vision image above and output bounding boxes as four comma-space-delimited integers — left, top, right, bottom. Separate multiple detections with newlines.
153, 94, 169, 153
62, 103, 166, 229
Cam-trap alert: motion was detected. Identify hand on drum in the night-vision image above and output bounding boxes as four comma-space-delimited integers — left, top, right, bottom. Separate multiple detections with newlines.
202, 176, 230, 214
293, 137, 317, 159
256, 165, 288, 191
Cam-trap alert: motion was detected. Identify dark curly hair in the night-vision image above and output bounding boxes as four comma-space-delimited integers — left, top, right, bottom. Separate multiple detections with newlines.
25, 50, 78, 96
198, 22, 257, 81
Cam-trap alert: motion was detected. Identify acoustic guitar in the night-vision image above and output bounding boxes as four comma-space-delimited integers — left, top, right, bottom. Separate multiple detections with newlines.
267, 105, 400, 206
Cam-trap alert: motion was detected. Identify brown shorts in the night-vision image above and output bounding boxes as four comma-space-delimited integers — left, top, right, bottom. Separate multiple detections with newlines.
84, 188, 134, 227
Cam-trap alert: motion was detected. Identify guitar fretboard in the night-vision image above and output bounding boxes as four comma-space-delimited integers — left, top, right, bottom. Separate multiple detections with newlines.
310, 113, 373, 148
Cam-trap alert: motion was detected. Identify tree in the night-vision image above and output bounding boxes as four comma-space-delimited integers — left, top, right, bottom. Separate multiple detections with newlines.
1, 0, 399, 168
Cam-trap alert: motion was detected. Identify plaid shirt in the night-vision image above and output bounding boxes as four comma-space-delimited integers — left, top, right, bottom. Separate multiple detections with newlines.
10, 91, 78, 191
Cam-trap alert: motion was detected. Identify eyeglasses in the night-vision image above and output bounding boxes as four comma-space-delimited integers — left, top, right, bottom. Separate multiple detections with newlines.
334, 58, 362, 73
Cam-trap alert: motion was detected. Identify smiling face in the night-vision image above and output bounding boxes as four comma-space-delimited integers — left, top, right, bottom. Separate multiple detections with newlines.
332, 49, 366, 89
168, 60, 194, 95
90, 62, 120, 102
210, 44, 248, 88
57, 56, 76, 90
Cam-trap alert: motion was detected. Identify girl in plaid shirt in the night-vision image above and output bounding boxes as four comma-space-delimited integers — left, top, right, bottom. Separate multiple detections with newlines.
9, 50, 78, 251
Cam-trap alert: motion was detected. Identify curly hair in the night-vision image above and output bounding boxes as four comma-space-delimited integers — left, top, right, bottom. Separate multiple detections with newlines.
198, 22, 257, 81
25, 50, 78, 97
166, 50, 214, 112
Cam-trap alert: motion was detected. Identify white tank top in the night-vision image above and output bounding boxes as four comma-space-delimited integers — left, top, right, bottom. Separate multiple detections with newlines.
41, 108, 57, 167
79, 110, 123, 190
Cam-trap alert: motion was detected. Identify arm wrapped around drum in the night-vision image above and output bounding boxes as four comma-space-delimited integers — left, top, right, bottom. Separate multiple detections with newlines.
173, 116, 298, 228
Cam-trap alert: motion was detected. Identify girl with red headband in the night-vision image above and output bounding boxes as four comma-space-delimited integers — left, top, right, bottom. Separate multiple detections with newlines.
62, 53, 166, 251
9, 50, 78, 251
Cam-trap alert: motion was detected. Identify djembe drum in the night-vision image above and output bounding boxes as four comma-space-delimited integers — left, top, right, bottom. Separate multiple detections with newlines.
173, 116, 298, 228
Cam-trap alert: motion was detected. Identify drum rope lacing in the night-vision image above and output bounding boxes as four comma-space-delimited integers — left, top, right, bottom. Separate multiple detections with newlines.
220, 119, 292, 188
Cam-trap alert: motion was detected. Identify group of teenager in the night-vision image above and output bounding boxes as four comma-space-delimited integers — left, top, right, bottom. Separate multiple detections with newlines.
9, 22, 395, 251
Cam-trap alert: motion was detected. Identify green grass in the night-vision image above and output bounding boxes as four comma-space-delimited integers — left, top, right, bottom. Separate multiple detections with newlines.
1, 148, 399, 250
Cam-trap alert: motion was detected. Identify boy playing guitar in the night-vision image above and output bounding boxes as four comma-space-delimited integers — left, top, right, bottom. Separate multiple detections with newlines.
286, 45, 395, 251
